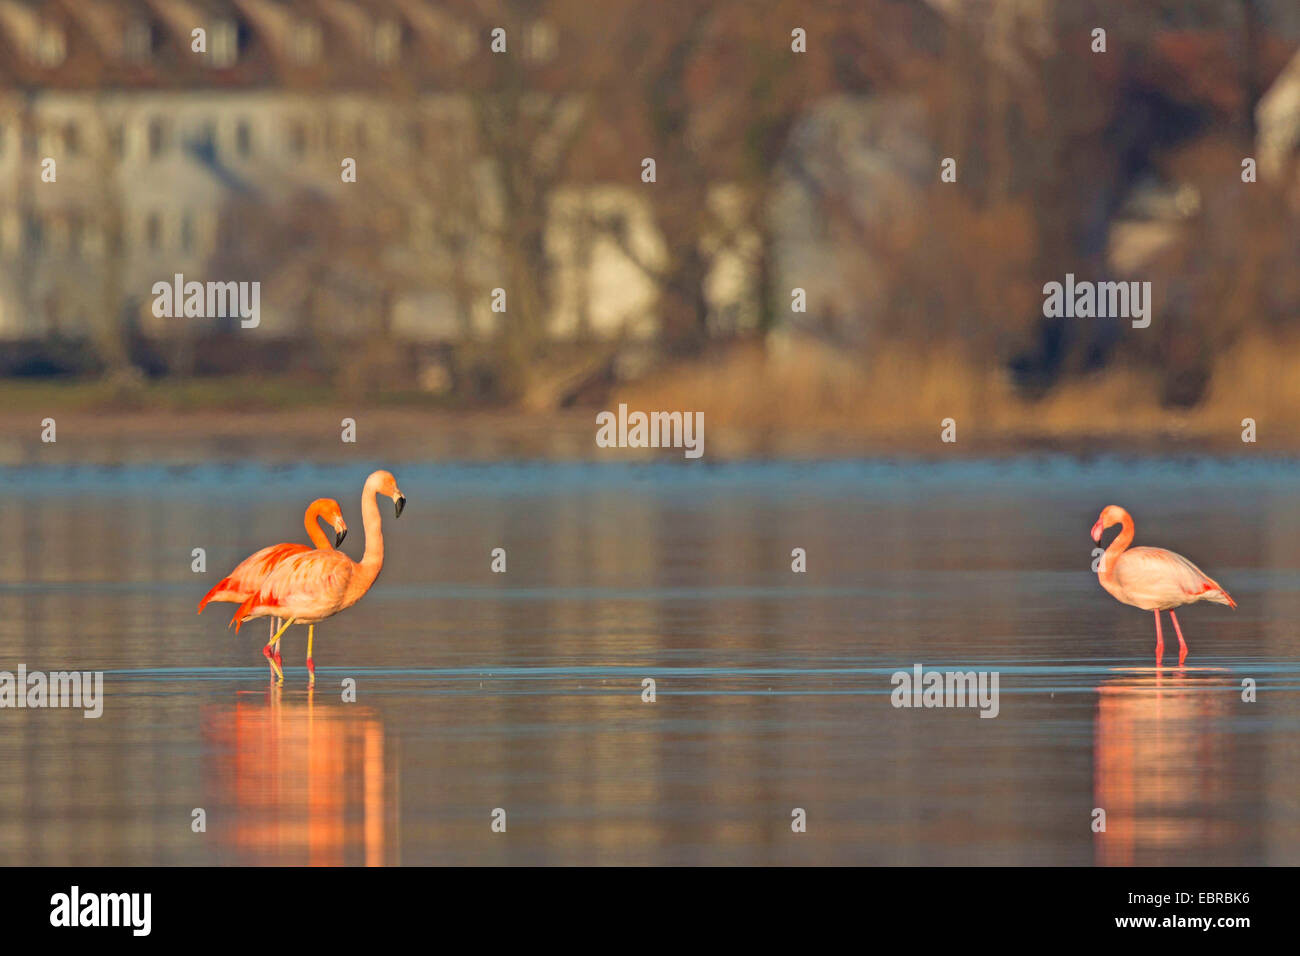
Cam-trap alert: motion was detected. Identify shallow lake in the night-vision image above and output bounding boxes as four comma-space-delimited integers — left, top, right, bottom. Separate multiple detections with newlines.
1, 457, 1297, 864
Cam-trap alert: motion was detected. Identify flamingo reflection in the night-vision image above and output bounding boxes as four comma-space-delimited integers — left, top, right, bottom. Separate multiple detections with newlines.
202, 689, 394, 865
1093, 668, 1235, 865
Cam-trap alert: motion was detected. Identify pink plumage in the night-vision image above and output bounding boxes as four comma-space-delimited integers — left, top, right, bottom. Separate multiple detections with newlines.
1104, 546, 1235, 612
198, 498, 347, 614
1091, 505, 1235, 665
232, 470, 406, 683
234, 549, 358, 626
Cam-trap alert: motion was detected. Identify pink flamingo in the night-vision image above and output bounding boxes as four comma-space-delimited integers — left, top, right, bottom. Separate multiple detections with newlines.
232, 470, 405, 683
199, 498, 348, 674
1091, 505, 1236, 665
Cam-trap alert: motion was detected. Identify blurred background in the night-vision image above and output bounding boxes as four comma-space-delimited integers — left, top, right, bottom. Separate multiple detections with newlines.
1, 0, 1298, 456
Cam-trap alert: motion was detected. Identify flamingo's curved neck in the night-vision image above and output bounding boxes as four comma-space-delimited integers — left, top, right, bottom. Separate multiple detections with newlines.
353, 481, 382, 580
304, 501, 331, 550
1099, 512, 1134, 579
338, 481, 382, 608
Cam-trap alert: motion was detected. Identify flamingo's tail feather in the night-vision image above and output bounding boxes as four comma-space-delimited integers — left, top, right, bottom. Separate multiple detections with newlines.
1202, 580, 1236, 608
198, 578, 234, 614
231, 593, 259, 632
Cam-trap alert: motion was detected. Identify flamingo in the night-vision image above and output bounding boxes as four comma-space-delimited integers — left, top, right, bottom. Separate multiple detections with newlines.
232, 470, 405, 683
1091, 505, 1236, 665
199, 498, 348, 675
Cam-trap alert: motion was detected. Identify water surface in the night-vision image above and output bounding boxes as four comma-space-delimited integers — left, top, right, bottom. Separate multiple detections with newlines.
1, 457, 1297, 865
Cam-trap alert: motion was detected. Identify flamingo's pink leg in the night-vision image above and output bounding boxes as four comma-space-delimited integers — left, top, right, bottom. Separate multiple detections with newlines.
262, 617, 294, 682
1153, 610, 1164, 666
266, 618, 283, 673
262, 643, 280, 680
271, 617, 284, 670
1170, 610, 1188, 664
306, 624, 316, 685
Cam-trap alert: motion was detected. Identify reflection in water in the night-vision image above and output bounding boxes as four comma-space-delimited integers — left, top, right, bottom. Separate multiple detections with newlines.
202, 690, 394, 866
1, 459, 1297, 864
1093, 669, 1237, 866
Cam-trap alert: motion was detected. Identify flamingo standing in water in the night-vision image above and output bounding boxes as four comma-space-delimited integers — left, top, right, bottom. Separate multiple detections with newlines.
1091, 505, 1236, 665
232, 470, 405, 683
199, 498, 348, 674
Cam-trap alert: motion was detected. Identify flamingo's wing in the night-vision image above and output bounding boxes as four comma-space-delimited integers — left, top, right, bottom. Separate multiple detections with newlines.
228, 543, 311, 592
199, 542, 310, 611
236, 550, 353, 625
1113, 546, 1228, 609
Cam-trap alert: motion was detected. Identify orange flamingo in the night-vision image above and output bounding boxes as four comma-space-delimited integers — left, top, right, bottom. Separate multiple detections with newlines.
199, 498, 348, 674
233, 470, 405, 683
1091, 505, 1236, 665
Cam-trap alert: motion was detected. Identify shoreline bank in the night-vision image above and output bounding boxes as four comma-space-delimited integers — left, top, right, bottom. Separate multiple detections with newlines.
0, 404, 1289, 466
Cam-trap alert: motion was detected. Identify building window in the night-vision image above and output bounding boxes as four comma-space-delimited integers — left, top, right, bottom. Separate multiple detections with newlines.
191, 120, 216, 158
235, 121, 252, 157
26, 215, 43, 253
148, 119, 168, 158
211, 20, 239, 68
374, 19, 401, 65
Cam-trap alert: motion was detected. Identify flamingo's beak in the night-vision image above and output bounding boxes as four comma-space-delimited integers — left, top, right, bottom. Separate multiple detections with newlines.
335, 528, 347, 548
1090, 519, 1104, 543
394, 495, 406, 518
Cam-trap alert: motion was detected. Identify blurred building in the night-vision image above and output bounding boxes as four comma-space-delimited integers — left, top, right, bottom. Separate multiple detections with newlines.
3, 0, 1298, 391
0, 0, 735, 375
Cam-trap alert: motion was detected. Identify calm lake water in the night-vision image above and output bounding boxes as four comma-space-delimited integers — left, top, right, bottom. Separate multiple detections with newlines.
1, 456, 1298, 865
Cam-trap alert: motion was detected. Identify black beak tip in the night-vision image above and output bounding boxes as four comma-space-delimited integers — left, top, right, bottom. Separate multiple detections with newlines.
395, 496, 406, 518
335, 529, 347, 548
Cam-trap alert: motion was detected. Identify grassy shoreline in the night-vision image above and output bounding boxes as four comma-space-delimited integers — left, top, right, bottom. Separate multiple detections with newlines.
1, 340, 1297, 464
